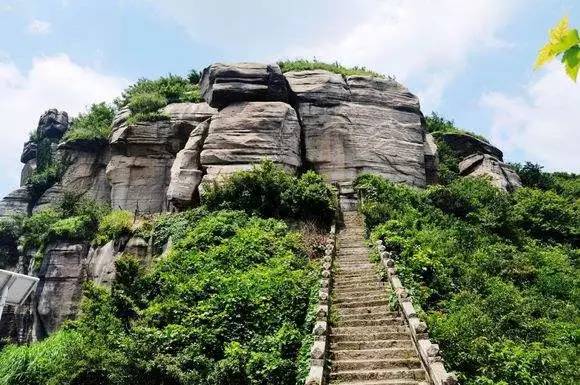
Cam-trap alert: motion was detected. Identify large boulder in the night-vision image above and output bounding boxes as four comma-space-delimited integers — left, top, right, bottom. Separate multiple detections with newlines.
162, 102, 217, 123
21, 142, 37, 163
285, 70, 426, 187
435, 132, 503, 160
200, 63, 288, 109
37, 109, 69, 140
0, 188, 31, 218
34, 242, 88, 337
166, 120, 210, 209
199, 101, 301, 185
459, 154, 522, 192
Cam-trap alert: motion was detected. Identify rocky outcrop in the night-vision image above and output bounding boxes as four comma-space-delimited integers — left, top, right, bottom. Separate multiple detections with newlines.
436, 132, 503, 160
200, 63, 288, 109
34, 242, 89, 337
21, 142, 37, 163
424, 133, 439, 185
167, 120, 209, 209
37, 109, 69, 139
0, 188, 31, 218
459, 154, 522, 192
106, 103, 216, 213
200, 102, 301, 183
87, 241, 118, 286
286, 70, 426, 187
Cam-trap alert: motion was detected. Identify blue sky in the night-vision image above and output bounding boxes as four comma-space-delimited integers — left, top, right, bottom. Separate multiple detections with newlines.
0, 0, 579, 197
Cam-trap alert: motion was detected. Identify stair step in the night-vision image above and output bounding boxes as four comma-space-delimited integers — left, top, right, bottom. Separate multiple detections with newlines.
331, 339, 414, 351
332, 325, 408, 335
338, 311, 400, 320
337, 305, 394, 316
333, 286, 388, 295
335, 299, 389, 309
330, 368, 426, 382
334, 294, 387, 304
330, 331, 409, 342
331, 347, 418, 360
338, 318, 404, 327
329, 380, 421, 385
334, 276, 380, 285
331, 358, 422, 372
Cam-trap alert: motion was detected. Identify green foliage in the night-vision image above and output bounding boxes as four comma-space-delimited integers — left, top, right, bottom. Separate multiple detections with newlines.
149, 207, 209, 252
355, 175, 579, 385
187, 69, 201, 84
510, 161, 580, 199
94, 210, 134, 246
0, 210, 318, 385
115, 74, 202, 124
425, 112, 489, 143
62, 103, 115, 143
278, 59, 385, 78
202, 160, 337, 225
0, 217, 23, 268
535, 16, 580, 81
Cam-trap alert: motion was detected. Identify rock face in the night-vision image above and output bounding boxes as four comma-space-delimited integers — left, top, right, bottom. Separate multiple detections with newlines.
436, 132, 503, 160
34, 242, 88, 337
0, 188, 31, 218
424, 133, 439, 185
286, 70, 426, 187
459, 154, 522, 191
21, 142, 37, 163
200, 102, 301, 183
37, 109, 69, 139
167, 120, 209, 209
106, 102, 216, 213
200, 63, 288, 109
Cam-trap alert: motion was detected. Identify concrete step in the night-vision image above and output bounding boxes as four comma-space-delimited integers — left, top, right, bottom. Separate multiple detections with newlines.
332, 286, 388, 296
331, 347, 418, 360
338, 311, 400, 321
336, 304, 393, 316
332, 325, 409, 335
338, 317, 404, 327
334, 293, 387, 304
334, 276, 380, 285
330, 368, 426, 382
331, 339, 414, 351
329, 380, 421, 385
334, 299, 389, 309
330, 331, 410, 342
331, 358, 422, 372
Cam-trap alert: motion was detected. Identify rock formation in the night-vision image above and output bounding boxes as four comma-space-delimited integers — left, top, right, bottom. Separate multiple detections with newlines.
0, 61, 525, 342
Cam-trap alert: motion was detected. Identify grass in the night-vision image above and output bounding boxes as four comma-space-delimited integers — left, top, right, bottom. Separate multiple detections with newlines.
278, 59, 386, 78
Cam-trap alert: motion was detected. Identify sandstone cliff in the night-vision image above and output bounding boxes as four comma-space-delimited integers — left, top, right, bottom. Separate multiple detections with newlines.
0, 62, 521, 342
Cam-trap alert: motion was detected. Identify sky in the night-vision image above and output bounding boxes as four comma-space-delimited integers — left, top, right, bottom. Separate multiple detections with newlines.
0, 0, 579, 197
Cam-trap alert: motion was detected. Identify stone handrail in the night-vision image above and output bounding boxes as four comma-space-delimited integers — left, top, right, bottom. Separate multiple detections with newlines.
376, 240, 459, 385
304, 223, 337, 385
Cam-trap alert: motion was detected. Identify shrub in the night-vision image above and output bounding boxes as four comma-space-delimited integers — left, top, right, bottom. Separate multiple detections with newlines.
47, 215, 95, 243
202, 160, 337, 225
357, 175, 579, 385
278, 59, 385, 78
94, 210, 134, 246
149, 207, 209, 252
62, 103, 115, 143
115, 75, 202, 124
426, 112, 489, 143
0, 217, 23, 269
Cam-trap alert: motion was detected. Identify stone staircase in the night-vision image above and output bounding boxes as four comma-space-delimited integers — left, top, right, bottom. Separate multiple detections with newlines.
328, 212, 429, 385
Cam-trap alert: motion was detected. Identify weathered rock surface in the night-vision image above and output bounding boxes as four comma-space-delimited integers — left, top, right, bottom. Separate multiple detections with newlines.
0, 188, 31, 218
436, 132, 503, 160
200, 63, 288, 109
37, 109, 69, 139
459, 154, 522, 191
167, 120, 209, 208
34, 242, 88, 337
87, 241, 118, 286
286, 70, 426, 186
20, 159, 37, 187
424, 133, 439, 185
21, 142, 37, 163
163, 102, 217, 123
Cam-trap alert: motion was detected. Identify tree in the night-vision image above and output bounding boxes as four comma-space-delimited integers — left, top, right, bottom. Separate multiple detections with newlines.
535, 16, 580, 81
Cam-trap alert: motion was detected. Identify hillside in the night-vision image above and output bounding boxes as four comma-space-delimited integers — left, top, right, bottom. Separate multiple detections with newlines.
0, 61, 577, 385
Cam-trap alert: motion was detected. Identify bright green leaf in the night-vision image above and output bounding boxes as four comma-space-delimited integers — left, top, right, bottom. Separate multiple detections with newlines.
562, 45, 580, 81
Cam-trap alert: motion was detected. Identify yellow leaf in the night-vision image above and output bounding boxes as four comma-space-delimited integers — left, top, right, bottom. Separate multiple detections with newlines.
549, 16, 570, 43
534, 16, 578, 69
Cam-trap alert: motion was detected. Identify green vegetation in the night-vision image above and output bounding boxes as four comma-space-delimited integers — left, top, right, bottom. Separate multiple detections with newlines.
510, 161, 580, 199
0, 217, 22, 268
115, 74, 202, 124
278, 59, 385, 78
535, 16, 579, 81
93, 210, 134, 246
355, 174, 579, 385
62, 103, 115, 143
202, 160, 337, 226
0, 210, 319, 385
425, 112, 489, 143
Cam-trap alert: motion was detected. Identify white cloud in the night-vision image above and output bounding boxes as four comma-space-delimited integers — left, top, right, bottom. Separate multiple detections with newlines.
147, 0, 521, 111
481, 63, 580, 172
27, 19, 52, 35
0, 54, 129, 197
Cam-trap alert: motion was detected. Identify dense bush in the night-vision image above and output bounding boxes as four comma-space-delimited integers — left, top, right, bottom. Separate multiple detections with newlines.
278, 59, 385, 78
511, 161, 580, 199
355, 174, 579, 385
0, 217, 22, 268
115, 75, 202, 124
0, 210, 318, 385
94, 210, 134, 246
425, 112, 489, 143
202, 160, 337, 225
62, 103, 115, 143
